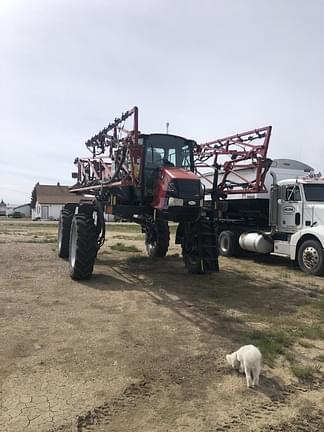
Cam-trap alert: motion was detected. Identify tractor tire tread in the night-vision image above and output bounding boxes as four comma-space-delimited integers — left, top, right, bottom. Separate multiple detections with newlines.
57, 205, 76, 258
69, 213, 97, 280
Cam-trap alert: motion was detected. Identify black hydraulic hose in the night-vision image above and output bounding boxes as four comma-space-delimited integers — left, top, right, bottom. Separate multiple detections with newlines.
103, 146, 128, 185
95, 199, 106, 249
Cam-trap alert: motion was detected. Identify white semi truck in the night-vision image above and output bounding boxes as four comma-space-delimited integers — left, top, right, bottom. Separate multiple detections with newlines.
214, 159, 324, 276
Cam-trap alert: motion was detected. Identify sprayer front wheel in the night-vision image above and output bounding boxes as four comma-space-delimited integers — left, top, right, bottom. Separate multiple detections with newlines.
145, 220, 170, 258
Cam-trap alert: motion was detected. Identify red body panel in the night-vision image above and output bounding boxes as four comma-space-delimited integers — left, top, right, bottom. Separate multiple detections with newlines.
152, 167, 200, 210
162, 168, 198, 180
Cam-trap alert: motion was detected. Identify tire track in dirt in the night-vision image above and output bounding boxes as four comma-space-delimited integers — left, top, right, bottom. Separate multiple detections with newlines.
49, 353, 226, 431
261, 407, 324, 431
50, 354, 323, 432
214, 379, 323, 431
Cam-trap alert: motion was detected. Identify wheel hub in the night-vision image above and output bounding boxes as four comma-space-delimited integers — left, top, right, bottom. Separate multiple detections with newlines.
70, 223, 77, 268
302, 246, 319, 269
57, 225, 62, 250
220, 236, 229, 253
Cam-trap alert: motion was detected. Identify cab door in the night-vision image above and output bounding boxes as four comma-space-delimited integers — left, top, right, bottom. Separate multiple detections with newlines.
278, 184, 302, 233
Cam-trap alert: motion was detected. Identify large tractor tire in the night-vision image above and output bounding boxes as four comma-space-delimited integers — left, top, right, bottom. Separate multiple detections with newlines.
297, 239, 324, 276
181, 221, 204, 274
182, 219, 219, 274
69, 212, 98, 280
145, 220, 170, 258
182, 245, 204, 274
218, 230, 241, 257
57, 204, 77, 258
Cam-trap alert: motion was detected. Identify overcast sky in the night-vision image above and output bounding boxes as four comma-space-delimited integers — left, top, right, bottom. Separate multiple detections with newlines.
1, 0, 324, 204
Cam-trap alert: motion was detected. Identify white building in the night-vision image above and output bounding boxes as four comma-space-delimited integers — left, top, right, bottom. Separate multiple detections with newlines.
13, 203, 31, 217
31, 183, 81, 220
0, 200, 7, 216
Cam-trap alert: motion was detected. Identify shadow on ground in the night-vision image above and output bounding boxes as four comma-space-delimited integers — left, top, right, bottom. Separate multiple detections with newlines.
80, 254, 316, 353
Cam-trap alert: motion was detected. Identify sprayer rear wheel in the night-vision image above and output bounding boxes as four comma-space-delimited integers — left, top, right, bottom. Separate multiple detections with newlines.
69, 213, 97, 280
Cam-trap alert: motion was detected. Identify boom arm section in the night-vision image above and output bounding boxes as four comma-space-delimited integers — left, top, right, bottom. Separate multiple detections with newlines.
71, 107, 141, 192
195, 126, 272, 195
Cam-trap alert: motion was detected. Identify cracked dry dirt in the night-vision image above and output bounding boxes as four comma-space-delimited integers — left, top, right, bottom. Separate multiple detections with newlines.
0, 220, 323, 432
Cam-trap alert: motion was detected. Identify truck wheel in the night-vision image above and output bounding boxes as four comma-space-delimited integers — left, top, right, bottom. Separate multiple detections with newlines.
145, 220, 170, 258
69, 213, 97, 280
57, 204, 76, 258
218, 230, 240, 257
297, 239, 324, 276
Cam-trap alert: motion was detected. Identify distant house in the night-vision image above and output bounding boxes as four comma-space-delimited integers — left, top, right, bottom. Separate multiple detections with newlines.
14, 203, 31, 218
0, 200, 7, 216
6, 205, 15, 217
31, 183, 81, 220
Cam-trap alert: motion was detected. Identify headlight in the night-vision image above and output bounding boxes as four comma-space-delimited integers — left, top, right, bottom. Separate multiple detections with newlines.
168, 197, 184, 207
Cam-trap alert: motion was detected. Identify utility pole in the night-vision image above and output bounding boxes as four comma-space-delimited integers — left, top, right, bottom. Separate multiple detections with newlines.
166, 122, 169, 134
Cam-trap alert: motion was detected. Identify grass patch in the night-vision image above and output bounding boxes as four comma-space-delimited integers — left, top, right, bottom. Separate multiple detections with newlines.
278, 271, 290, 279
99, 250, 112, 255
307, 281, 321, 290
110, 242, 141, 252
242, 329, 294, 366
1, 222, 57, 228
106, 222, 177, 235
127, 255, 149, 263
241, 297, 324, 366
106, 224, 142, 233
299, 340, 314, 348
301, 324, 324, 340
312, 299, 324, 320
268, 283, 282, 290
126, 255, 156, 266
290, 363, 321, 381
112, 234, 144, 241
285, 351, 296, 363
17, 237, 57, 244
139, 366, 154, 381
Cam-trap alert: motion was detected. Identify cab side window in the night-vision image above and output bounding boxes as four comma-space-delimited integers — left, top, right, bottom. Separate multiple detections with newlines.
285, 185, 301, 201
146, 147, 164, 168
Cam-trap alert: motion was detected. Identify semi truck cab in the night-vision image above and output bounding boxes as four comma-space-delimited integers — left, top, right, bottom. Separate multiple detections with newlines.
218, 172, 324, 276
271, 177, 324, 274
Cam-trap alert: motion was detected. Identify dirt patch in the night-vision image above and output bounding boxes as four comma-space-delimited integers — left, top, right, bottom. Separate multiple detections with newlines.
0, 220, 323, 431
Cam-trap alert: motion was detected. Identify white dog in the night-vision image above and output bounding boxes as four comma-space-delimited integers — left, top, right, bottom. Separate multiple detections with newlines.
226, 345, 262, 388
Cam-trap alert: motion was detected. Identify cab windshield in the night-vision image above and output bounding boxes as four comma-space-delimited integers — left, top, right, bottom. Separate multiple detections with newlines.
303, 184, 324, 202
145, 135, 193, 170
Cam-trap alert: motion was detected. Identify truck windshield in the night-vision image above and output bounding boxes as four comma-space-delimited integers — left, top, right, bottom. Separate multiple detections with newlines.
145, 135, 193, 170
303, 184, 324, 202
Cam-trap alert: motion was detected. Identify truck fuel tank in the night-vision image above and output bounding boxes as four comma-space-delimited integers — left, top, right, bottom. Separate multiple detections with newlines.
239, 232, 273, 254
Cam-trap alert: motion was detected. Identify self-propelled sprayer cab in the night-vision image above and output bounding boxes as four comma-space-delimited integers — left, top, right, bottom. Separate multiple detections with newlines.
138, 134, 202, 219
109, 133, 202, 220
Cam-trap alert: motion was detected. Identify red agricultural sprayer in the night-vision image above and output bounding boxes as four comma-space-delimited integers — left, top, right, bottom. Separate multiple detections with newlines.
57, 106, 271, 279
